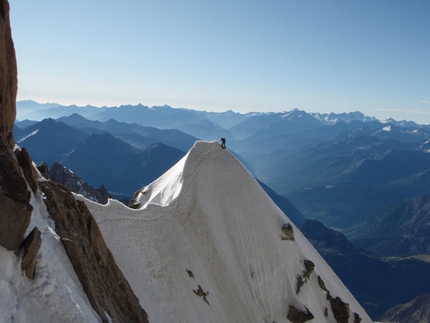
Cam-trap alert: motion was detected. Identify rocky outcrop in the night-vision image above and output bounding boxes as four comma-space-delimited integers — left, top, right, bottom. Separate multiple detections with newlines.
281, 223, 295, 241
327, 294, 350, 323
16, 147, 39, 193
381, 293, 430, 323
49, 162, 111, 204
287, 305, 314, 323
0, 0, 31, 252
0, 0, 17, 147
296, 259, 315, 294
0, 135, 33, 250
39, 179, 149, 323
20, 226, 42, 279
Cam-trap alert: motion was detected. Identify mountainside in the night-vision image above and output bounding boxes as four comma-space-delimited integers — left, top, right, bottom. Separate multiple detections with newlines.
13, 119, 188, 199
56, 113, 197, 152
301, 219, 430, 320
14, 118, 88, 165
83, 141, 372, 323
62, 132, 186, 198
350, 194, 430, 257
381, 293, 430, 323
274, 130, 430, 229
48, 162, 112, 204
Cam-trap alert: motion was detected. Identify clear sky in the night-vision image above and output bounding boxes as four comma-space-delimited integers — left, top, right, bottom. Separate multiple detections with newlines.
9, 0, 430, 123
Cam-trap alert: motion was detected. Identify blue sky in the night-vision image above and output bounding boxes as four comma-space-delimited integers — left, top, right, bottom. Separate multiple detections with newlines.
9, 1, 430, 123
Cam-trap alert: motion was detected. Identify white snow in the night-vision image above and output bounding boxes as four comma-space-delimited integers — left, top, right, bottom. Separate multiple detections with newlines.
382, 125, 392, 132
17, 129, 39, 144
0, 172, 100, 322
83, 141, 373, 323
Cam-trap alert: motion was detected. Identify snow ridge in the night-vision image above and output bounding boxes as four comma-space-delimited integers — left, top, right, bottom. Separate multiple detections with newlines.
84, 140, 372, 323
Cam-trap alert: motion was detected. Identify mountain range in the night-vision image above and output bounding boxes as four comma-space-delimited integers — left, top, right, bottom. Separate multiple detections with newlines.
16, 100, 430, 232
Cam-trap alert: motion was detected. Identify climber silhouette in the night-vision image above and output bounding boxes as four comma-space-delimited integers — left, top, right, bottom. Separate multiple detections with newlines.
220, 137, 226, 149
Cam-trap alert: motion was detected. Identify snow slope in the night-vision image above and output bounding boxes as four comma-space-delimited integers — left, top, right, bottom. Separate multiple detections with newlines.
84, 141, 373, 323
0, 176, 100, 322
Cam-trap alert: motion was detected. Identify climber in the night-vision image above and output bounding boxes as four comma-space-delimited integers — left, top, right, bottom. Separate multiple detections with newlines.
220, 137, 226, 149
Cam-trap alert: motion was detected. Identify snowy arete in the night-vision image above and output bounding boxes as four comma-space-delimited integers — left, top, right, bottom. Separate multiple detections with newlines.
83, 141, 373, 323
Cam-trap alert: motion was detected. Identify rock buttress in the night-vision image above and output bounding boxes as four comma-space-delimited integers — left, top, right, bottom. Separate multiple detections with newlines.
40, 180, 149, 323
0, 134, 33, 250
0, 0, 18, 147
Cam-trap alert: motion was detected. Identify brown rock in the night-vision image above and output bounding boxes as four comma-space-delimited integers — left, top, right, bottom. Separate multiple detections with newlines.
328, 295, 350, 323
0, 134, 32, 250
37, 163, 50, 179
287, 305, 314, 323
0, 0, 18, 148
296, 259, 315, 294
20, 226, 42, 279
16, 147, 39, 193
39, 179, 148, 323
281, 223, 295, 241
317, 275, 328, 292
353, 312, 362, 323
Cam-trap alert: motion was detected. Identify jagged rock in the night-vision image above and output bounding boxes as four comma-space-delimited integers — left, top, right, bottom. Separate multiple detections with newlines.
317, 275, 328, 292
20, 226, 41, 279
49, 162, 111, 204
186, 269, 195, 279
296, 259, 315, 294
281, 223, 295, 241
193, 284, 210, 305
353, 312, 362, 323
0, 0, 30, 251
328, 295, 350, 323
303, 259, 315, 274
287, 305, 314, 323
39, 179, 148, 323
37, 162, 50, 179
16, 147, 39, 193
0, 0, 17, 149
0, 134, 32, 250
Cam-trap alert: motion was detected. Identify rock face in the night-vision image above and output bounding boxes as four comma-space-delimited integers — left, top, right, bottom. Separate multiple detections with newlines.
20, 226, 42, 279
39, 179, 149, 323
0, 134, 33, 251
0, 0, 33, 251
0, 0, 17, 146
49, 162, 112, 204
287, 305, 314, 322
16, 147, 39, 193
381, 293, 430, 323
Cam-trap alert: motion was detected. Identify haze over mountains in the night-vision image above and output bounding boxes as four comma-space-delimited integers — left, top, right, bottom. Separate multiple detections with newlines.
16, 100, 430, 231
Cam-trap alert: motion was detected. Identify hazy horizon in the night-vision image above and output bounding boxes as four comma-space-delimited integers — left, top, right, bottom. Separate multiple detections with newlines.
9, 1, 430, 123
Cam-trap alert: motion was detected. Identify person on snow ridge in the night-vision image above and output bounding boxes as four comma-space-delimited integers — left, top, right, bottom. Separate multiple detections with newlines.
220, 137, 226, 149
